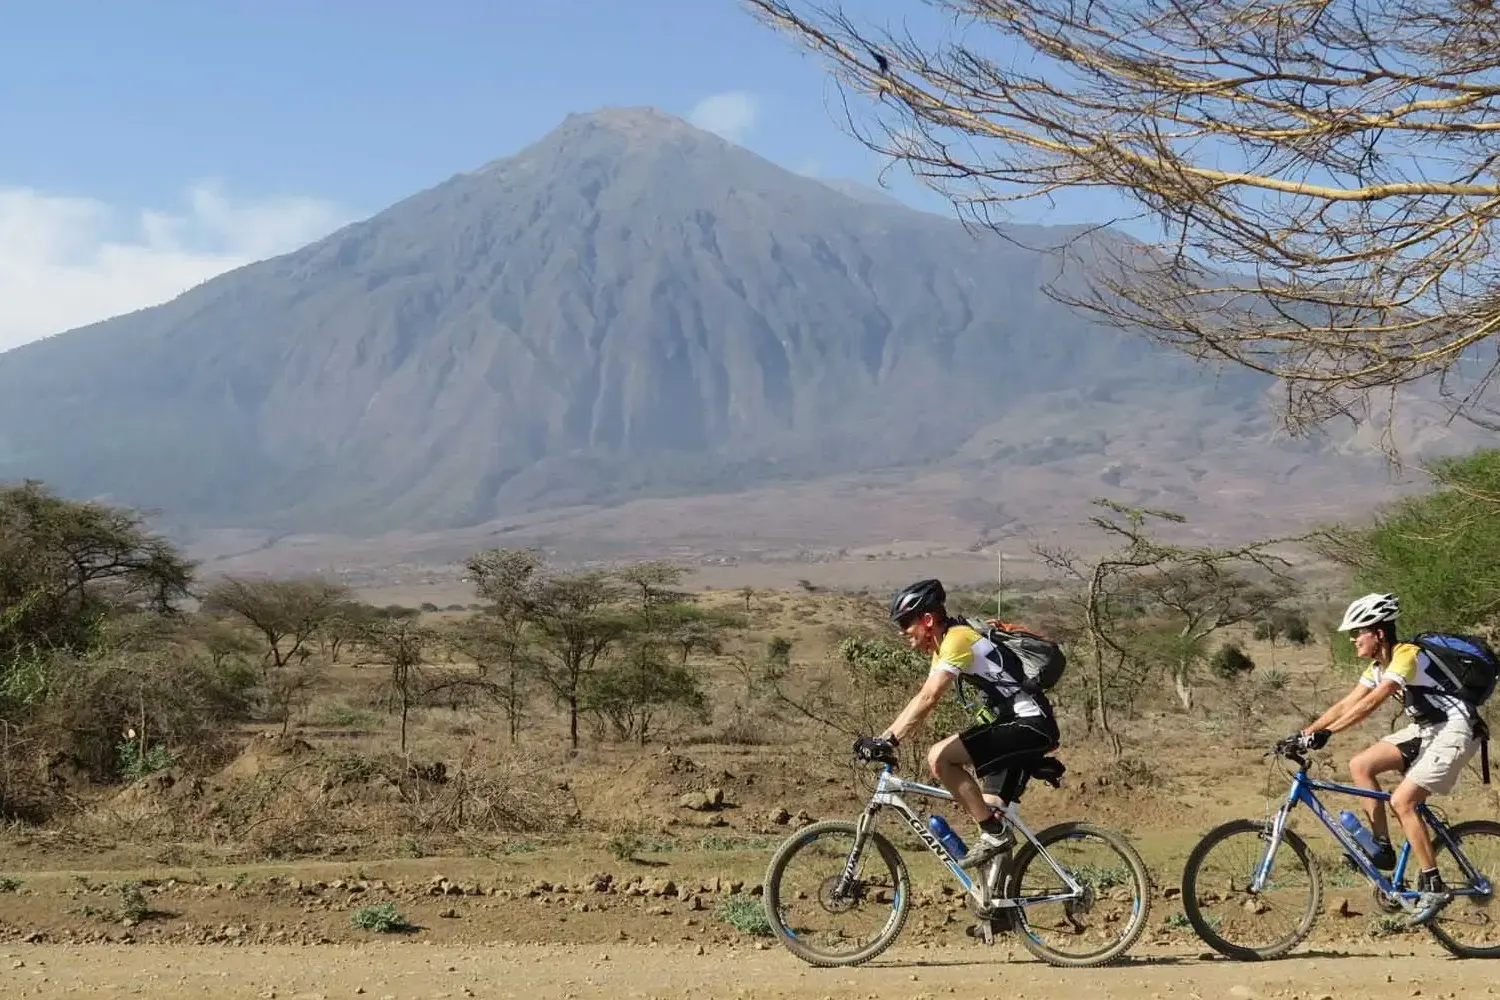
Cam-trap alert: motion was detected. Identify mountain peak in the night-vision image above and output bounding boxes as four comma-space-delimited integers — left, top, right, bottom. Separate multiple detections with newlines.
568, 106, 695, 132
2, 105, 1448, 542
546, 105, 710, 149
467, 106, 720, 179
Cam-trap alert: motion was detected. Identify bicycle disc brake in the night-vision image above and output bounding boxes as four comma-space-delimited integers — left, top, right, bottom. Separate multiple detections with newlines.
818, 874, 864, 914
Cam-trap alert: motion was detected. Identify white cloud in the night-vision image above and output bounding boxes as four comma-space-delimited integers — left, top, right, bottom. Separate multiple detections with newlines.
688, 91, 760, 143
0, 181, 353, 352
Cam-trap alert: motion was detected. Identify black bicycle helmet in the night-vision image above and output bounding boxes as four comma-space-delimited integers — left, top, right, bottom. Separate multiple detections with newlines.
890, 578, 945, 626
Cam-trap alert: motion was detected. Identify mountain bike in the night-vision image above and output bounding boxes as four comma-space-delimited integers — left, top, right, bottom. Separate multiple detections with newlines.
1180, 735, 1500, 960
759, 740, 1153, 968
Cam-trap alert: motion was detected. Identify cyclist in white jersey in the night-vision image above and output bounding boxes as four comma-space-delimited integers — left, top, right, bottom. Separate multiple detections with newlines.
1299, 592, 1480, 924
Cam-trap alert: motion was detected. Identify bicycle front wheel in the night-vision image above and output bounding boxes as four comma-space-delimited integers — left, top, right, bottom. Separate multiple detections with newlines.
761, 818, 913, 967
1180, 818, 1323, 960
1004, 820, 1153, 967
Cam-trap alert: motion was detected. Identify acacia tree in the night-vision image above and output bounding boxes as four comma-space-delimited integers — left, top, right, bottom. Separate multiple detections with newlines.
616, 561, 690, 619
1036, 499, 1302, 739
446, 614, 534, 744
586, 644, 710, 746
0, 481, 192, 677
722, 634, 795, 742
0, 482, 262, 787
1124, 561, 1297, 711
464, 549, 545, 743
587, 598, 736, 746
199, 576, 351, 676
746, 0, 1500, 434
524, 571, 631, 749
184, 615, 261, 672
468, 548, 629, 750
357, 617, 442, 754
1315, 446, 1500, 638
319, 601, 379, 663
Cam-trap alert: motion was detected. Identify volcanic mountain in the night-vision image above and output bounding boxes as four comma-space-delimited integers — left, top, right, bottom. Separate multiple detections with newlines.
0, 107, 1465, 547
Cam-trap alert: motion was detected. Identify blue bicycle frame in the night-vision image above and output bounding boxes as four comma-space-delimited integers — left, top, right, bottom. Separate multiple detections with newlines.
1255, 765, 1492, 903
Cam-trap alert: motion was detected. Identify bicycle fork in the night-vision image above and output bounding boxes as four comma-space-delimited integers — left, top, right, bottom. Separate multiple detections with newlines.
1250, 796, 1298, 893
831, 805, 879, 900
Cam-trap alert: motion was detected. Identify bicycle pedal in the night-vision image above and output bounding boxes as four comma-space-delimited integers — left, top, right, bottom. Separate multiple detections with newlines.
964, 920, 996, 945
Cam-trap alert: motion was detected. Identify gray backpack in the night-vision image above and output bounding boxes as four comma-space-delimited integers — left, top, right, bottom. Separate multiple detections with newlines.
965, 617, 1068, 694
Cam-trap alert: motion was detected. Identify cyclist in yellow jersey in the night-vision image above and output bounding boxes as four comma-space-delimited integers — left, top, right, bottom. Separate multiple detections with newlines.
1298, 592, 1478, 924
853, 578, 1060, 871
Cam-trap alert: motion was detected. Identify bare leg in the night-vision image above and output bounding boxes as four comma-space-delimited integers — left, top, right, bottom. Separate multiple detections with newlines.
927, 734, 991, 824
1390, 779, 1436, 870
1349, 741, 1405, 840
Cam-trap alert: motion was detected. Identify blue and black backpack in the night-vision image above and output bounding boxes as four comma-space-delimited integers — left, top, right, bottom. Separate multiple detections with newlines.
1408, 632, 1498, 784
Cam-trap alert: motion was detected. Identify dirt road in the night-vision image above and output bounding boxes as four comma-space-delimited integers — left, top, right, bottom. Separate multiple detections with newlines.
0, 941, 1489, 999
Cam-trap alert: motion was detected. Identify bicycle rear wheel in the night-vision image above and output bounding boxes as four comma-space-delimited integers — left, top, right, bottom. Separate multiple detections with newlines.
1003, 820, 1153, 967
1180, 818, 1322, 960
761, 818, 912, 967
1426, 818, 1500, 958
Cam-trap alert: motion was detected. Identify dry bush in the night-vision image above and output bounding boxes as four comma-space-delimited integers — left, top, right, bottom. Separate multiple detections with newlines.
72, 734, 579, 859
0, 721, 52, 823
392, 742, 577, 836
30, 638, 255, 783
688, 714, 782, 747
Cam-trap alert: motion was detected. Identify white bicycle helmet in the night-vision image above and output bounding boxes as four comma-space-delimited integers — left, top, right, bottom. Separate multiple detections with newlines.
1337, 592, 1400, 632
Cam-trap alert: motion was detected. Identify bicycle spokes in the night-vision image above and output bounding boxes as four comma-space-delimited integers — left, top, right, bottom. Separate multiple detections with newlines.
766, 823, 907, 962
1005, 823, 1152, 967
1182, 819, 1321, 960
1426, 820, 1500, 957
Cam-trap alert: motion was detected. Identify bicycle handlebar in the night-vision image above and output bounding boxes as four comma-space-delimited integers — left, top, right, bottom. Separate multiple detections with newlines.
1269, 735, 1312, 771
851, 734, 900, 768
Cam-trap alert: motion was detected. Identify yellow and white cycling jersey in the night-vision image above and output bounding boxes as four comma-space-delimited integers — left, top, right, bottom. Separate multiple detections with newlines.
930, 623, 1045, 720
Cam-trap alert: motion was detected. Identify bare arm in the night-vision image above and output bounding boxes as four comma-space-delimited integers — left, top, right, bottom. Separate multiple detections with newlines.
884, 669, 955, 743
1302, 681, 1370, 735
1323, 678, 1401, 734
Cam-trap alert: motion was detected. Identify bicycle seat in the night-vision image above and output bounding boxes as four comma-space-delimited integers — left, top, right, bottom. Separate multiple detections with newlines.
982, 753, 1066, 802
1025, 755, 1067, 788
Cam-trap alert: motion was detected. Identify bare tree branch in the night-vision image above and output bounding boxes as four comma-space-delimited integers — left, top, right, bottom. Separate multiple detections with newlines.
746, 0, 1500, 436
1034, 497, 1306, 729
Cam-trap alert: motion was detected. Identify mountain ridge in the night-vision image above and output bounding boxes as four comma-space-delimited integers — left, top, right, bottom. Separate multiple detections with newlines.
0, 106, 1476, 548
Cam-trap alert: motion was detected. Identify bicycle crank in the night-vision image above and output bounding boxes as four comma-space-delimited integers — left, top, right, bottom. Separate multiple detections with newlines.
965, 893, 1016, 941
1372, 884, 1405, 914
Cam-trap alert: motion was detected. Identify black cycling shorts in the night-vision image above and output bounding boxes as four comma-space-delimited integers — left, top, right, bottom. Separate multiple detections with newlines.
959, 713, 1060, 783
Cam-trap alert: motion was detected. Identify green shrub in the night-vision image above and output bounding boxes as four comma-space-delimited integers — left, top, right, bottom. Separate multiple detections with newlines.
1209, 642, 1255, 678
714, 893, 772, 936
350, 901, 412, 933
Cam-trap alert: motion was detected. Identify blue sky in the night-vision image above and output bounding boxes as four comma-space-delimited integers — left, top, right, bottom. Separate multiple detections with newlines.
3, 1, 892, 211
0, 0, 1125, 351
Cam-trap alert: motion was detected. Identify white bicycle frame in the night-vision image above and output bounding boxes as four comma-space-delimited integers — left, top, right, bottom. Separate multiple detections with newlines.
833, 764, 1085, 913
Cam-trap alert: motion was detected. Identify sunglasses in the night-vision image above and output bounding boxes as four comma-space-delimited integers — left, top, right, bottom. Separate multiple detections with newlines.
896, 613, 926, 633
